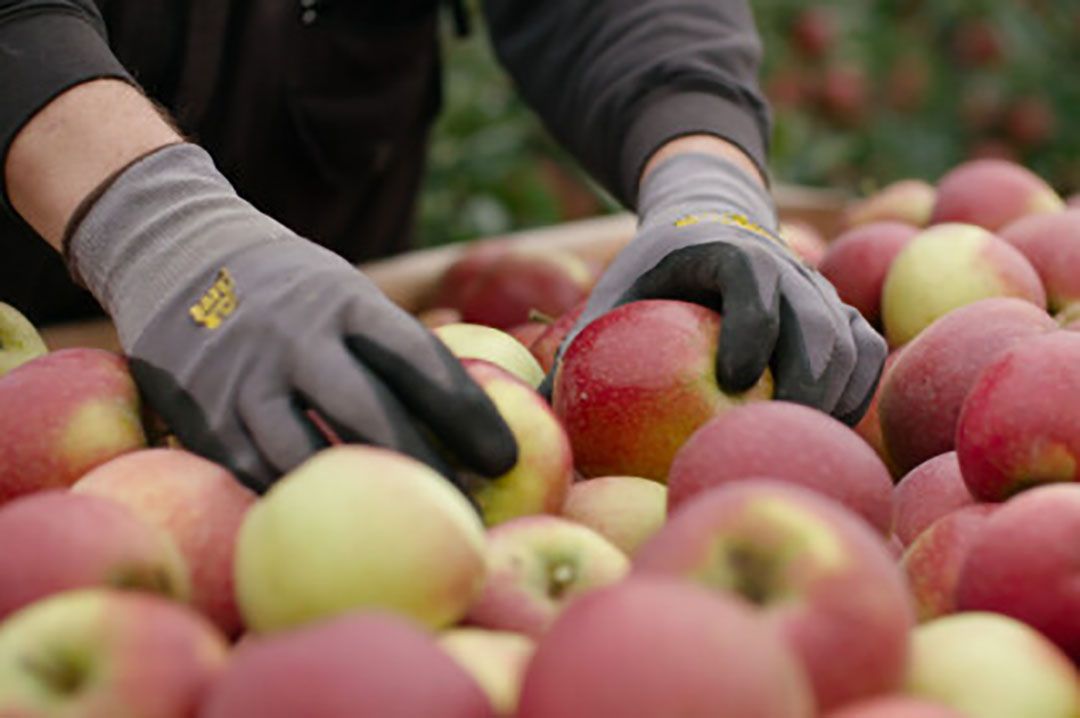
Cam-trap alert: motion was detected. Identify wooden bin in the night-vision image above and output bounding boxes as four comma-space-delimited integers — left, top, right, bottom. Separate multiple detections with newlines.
38, 182, 849, 352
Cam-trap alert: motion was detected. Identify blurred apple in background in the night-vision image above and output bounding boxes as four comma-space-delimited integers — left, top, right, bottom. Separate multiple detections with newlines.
459, 359, 572, 526
0, 589, 228, 718
930, 158, 1064, 231
879, 298, 1056, 475
505, 320, 549, 352
901, 504, 996, 621
430, 240, 510, 310
0, 491, 189, 621
439, 629, 535, 717
234, 445, 487, 633
999, 208, 1080, 316
906, 612, 1080, 718
635, 480, 914, 711
515, 577, 814, 718
435, 323, 545, 388
956, 331, 1080, 501
73, 448, 256, 637
0, 302, 47, 378
465, 515, 629, 638
779, 220, 828, 267
957, 484, 1080, 660
553, 300, 773, 481
201, 613, 493, 718
893, 453, 977, 546
561, 476, 667, 555
0, 348, 147, 504
668, 401, 894, 536
824, 696, 969, 718
818, 222, 918, 327
880, 223, 1046, 347
843, 179, 936, 229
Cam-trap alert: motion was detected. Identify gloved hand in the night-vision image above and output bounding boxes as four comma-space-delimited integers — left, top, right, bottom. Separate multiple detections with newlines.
548, 152, 886, 425
66, 143, 517, 492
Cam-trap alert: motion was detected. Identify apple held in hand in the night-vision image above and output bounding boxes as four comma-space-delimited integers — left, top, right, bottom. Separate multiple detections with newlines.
465, 515, 629, 638
553, 299, 773, 481
561, 476, 667, 556
0, 348, 147, 504
635, 480, 914, 711
234, 445, 487, 633
0, 302, 47, 378
0, 588, 228, 718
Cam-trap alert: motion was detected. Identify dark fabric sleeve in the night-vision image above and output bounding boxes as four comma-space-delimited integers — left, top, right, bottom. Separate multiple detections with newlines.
481, 0, 771, 210
0, 1, 135, 216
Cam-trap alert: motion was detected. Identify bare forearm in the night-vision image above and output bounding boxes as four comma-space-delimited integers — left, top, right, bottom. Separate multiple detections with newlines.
4, 79, 180, 249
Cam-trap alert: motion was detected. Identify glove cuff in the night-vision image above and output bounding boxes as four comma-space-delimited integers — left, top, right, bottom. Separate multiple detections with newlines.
67, 142, 298, 346
636, 151, 778, 233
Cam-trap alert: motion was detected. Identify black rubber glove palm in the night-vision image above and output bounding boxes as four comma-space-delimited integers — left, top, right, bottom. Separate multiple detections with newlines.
548, 152, 886, 425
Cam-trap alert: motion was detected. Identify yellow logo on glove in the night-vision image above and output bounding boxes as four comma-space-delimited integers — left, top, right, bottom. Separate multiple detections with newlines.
190, 269, 238, 329
674, 211, 787, 248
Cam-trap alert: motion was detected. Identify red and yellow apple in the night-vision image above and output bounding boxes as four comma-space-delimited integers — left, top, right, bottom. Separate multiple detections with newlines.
818, 221, 918, 327
561, 476, 667, 555
999, 208, 1080, 315
930, 158, 1065, 231
843, 179, 937, 229
0, 302, 47, 378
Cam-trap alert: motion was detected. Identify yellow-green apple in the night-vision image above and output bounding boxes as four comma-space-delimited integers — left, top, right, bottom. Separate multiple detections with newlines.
0, 302, 47, 378
999, 208, 1080, 315
634, 480, 915, 711
200, 613, 493, 718
906, 612, 1080, 718
72, 448, 256, 637
779, 220, 828, 267
0, 588, 228, 718
528, 300, 585, 373
893, 453, 977, 546
0, 348, 147, 504
956, 332, 1080, 500
879, 298, 1056, 474
234, 445, 487, 633
435, 323, 545, 388
0, 491, 190, 620
515, 576, 814, 718
930, 158, 1065, 231
458, 359, 572, 526
561, 476, 667, 555
458, 247, 594, 330
465, 515, 629, 638
956, 484, 1080, 660
668, 401, 894, 535
818, 222, 918, 327
824, 696, 971, 718
553, 300, 773, 480
439, 629, 535, 717
843, 179, 937, 229
880, 223, 1046, 347
901, 504, 996, 621
853, 350, 903, 479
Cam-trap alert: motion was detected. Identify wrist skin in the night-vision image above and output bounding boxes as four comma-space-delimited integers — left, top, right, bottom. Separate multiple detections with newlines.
4, 79, 181, 250
640, 134, 767, 193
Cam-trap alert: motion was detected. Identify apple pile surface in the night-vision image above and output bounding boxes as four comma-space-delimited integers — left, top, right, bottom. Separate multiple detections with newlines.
6, 157, 1080, 717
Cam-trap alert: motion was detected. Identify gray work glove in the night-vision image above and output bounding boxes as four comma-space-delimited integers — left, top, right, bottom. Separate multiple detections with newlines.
67, 143, 517, 492
548, 152, 886, 425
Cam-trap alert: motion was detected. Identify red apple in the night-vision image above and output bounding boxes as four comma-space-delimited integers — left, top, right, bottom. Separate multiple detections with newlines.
561, 476, 667, 555
528, 300, 585, 373
553, 300, 773, 480
893, 453, 977, 546
465, 515, 629, 638
843, 179, 936, 229
790, 7, 835, 59
0, 348, 147, 504
957, 484, 1080, 660
956, 331, 1080, 501
635, 480, 914, 710
901, 504, 997, 621
819, 222, 919, 327
668, 401, 894, 535
853, 350, 904, 479
0, 491, 189, 620
506, 321, 549, 351
818, 63, 868, 126
0, 589, 228, 718
0, 302, 47, 378
999, 209, 1080, 314
1004, 96, 1057, 148
879, 298, 1056, 474
880, 223, 1046, 347
201, 613, 493, 718
431, 240, 510, 310
515, 577, 814, 718
930, 159, 1064, 231
72, 448, 256, 637
780, 220, 828, 267
824, 696, 968, 718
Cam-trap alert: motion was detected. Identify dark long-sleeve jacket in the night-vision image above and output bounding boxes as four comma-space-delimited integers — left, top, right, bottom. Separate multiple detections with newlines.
0, 0, 770, 323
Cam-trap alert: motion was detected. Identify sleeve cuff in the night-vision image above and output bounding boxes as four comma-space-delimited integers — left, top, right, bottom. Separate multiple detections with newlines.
618, 90, 770, 210
0, 11, 135, 218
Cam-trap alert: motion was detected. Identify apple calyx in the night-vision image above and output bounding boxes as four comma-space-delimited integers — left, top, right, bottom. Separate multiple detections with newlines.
23, 648, 91, 696
546, 559, 579, 601
107, 563, 182, 598
722, 542, 783, 607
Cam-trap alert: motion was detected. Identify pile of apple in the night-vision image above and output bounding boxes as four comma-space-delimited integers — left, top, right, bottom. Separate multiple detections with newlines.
4, 157, 1080, 717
